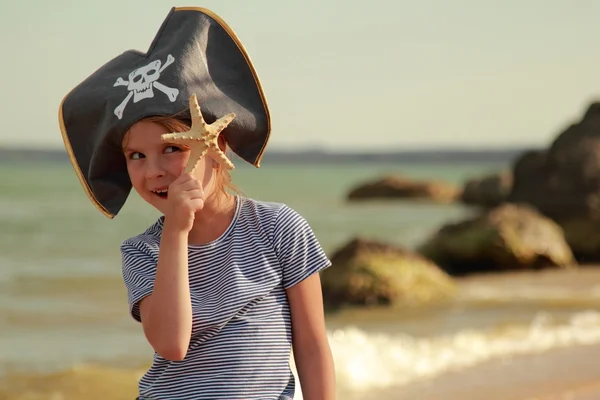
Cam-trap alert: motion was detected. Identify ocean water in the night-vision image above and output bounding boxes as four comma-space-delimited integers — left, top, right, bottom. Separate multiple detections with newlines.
2, 159, 600, 400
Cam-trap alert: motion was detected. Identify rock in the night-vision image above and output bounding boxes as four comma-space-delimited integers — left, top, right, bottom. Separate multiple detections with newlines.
509, 150, 549, 208
417, 204, 577, 276
346, 175, 460, 203
461, 171, 513, 208
507, 102, 600, 260
320, 237, 456, 309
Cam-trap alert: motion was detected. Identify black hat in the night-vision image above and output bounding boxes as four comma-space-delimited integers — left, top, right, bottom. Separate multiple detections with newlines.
58, 7, 271, 218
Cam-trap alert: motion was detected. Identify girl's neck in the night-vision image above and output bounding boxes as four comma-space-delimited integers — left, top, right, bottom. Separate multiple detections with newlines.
187, 193, 237, 245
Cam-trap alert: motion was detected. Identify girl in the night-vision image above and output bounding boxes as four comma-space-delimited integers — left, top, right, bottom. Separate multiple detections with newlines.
58, 6, 335, 400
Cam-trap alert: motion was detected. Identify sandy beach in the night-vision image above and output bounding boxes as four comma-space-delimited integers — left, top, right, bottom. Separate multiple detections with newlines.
536, 382, 600, 400
544, 382, 600, 400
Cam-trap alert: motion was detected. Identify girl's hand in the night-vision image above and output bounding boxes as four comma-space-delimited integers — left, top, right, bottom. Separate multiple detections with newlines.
163, 172, 205, 233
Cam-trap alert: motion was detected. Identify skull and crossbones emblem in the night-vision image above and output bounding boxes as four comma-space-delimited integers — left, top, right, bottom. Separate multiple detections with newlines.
113, 54, 180, 119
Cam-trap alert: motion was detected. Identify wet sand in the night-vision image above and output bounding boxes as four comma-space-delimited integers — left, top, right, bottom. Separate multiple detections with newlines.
538, 382, 600, 400
455, 265, 600, 295
0, 364, 144, 400
387, 340, 600, 400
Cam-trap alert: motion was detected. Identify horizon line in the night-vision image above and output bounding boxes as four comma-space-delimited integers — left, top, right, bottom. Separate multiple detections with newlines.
0, 143, 543, 154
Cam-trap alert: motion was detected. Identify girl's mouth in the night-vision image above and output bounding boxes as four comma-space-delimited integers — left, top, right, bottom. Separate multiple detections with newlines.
152, 189, 168, 198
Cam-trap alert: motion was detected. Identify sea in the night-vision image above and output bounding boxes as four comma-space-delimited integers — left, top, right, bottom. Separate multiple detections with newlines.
2, 155, 600, 400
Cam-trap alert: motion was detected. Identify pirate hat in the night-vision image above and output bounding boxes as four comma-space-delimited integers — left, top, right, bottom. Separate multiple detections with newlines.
58, 7, 271, 219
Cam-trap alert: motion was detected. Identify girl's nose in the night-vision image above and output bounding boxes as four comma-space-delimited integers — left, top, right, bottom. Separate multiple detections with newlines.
145, 159, 166, 179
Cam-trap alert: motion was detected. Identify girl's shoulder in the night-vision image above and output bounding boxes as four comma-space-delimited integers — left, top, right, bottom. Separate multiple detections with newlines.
120, 217, 164, 258
237, 197, 310, 234
239, 197, 319, 246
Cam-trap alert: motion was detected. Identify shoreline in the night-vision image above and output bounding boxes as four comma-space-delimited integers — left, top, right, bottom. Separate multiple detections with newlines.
454, 264, 600, 281
453, 264, 600, 296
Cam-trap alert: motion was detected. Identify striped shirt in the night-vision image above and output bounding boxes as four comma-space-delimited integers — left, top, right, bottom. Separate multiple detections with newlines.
120, 197, 331, 399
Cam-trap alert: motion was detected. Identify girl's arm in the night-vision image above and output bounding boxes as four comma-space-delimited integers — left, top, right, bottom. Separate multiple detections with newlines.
287, 272, 336, 400
138, 220, 193, 361
136, 172, 204, 361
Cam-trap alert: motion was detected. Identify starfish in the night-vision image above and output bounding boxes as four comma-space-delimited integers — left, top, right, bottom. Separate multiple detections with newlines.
161, 94, 236, 173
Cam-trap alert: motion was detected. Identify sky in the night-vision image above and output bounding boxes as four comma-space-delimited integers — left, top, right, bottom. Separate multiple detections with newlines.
2, 0, 600, 151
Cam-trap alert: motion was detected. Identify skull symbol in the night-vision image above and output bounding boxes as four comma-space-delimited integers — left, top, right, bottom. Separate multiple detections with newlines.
128, 60, 161, 103
113, 54, 179, 120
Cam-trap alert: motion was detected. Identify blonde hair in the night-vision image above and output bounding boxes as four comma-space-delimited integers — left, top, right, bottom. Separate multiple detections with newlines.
124, 115, 243, 204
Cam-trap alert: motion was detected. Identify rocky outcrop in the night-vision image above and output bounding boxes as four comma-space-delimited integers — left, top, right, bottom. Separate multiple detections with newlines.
346, 175, 460, 203
417, 204, 577, 276
507, 102, 600, 260
320, 237, 455, 309
461, 171, 513, 208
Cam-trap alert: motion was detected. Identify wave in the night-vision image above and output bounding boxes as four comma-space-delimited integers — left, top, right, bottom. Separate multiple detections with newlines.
314, 310, 600, 397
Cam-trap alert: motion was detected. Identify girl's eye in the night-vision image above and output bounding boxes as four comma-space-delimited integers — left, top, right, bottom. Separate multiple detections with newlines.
130, 152, 143, 160
165, 146, 182, 154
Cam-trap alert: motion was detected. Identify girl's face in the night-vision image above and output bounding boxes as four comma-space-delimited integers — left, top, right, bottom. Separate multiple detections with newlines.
122, 119, 216, 213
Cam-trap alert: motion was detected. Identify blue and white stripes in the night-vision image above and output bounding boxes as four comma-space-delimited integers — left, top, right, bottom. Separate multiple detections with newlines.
121, 197, 331, 399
